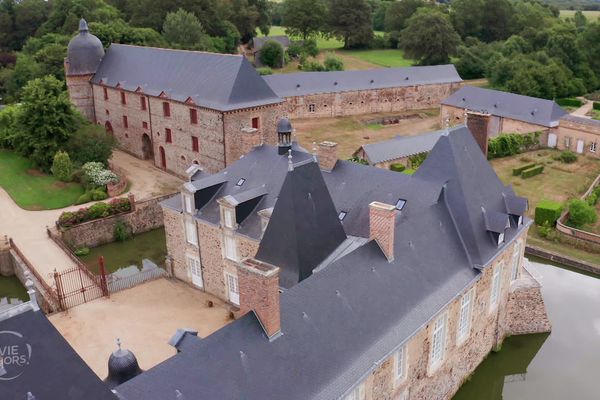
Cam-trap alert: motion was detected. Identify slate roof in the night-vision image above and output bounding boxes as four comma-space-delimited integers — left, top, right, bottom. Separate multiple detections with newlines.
263, 64, 462, 97
560, 114, 600, 128
442, 86, 567, 128
66, 19, 105, 76
359, 129, 445, 164
1, 309, 116, 400
91, 44, 282, 112
123, 126, 529, 400
253, 35, 291, 51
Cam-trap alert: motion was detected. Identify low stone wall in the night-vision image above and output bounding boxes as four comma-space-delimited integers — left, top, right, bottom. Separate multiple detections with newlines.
525, 245, 600, 275
107, 162, 128, 197
555, 173, 600, 245
60, 194, 174, 249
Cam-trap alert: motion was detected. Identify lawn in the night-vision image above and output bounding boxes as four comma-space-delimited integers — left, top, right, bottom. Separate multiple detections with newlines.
260, 27, 386, 51
560, 9, 600, 22
338, 49, 413, 68
0, 150, 84, 210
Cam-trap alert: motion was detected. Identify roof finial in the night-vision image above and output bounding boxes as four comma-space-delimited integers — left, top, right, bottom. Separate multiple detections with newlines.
116, 338, 122, 351
175, 390, 184, 399
288, 149, 293, 171
312, 142, 318, 162
27, 393, 36, 400
79, 18, 89, 33
463, 108, 469, 121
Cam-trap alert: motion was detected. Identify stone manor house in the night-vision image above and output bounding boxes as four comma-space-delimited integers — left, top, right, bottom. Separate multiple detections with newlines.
64, 20, 462, 178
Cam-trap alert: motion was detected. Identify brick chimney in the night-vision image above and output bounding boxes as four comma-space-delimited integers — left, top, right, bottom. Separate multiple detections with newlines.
237, 258, 281, 339
317, 141, 338, 171
466, 111, 490, 157
369, 202, 397, 262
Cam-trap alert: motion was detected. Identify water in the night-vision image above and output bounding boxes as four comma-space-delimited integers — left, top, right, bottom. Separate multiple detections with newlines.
0, 274, 28, 301
78, 228, 167, 275
453, 258, 600, 400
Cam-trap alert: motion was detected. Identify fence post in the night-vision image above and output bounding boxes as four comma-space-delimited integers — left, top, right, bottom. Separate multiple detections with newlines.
54, 269, 66, 311
99, 256, 109, 298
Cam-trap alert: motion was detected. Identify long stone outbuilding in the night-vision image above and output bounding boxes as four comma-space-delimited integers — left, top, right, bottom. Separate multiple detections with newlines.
64, 19, 463, 178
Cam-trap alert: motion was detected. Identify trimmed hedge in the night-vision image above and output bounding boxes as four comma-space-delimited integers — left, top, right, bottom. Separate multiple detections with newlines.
535, 200, 563, 226
556, 98, 582, 108
521, 165, 544, 179
58, 197, 132, 228
390, 163, 405, 172
558, 150, 577, 164
512, 163, 536, 176
593, 102, 600, 111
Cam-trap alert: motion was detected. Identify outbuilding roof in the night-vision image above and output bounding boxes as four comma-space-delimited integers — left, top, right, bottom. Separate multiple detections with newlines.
442, 86, 567, 128
253, 35, 291, 51
91, 44, 282, 112
263, 64, 462, 97
359, 129, 445, 164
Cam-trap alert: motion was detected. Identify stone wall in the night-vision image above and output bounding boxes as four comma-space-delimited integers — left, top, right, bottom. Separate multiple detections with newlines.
60, 195, 169, 249
504, 266, 552, 335
65, 73, 95, 122
280, 83, 461, 119
556, 117, 600, 156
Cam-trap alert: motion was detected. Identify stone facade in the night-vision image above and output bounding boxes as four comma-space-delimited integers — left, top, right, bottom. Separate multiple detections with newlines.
280, 83, 462, 119
555, 116, 600, 156
65, 72, 96, 121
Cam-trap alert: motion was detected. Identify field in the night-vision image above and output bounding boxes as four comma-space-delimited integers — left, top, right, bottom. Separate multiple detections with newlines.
0, 150, 84, 210
559, 9, 600, 21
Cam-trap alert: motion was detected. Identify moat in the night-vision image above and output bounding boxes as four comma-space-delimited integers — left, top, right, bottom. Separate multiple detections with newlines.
453, 258, 600, 400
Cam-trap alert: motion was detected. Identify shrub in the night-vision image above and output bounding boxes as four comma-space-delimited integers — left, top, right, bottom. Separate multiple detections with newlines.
75, 192, 93, 205
409, 152, 428, 168
324, 53, 344, 71
300, 58, 325, 71
487, 132, 540, 159
403, 169, 416, 175
114, 221, 131, 242
74, 247, 90, 257
110, 197, 132, 213
512, 163, 536, 176
50, 151, 73, 182
593, 102, 600, 111
348, 156, 368, 165
82, 162, 119, 187
66, 123, 116, 166
58, 197, 132, 227
558, 150, 578, 164
390, 163, 405, 172
567, 199, 598, 228
256, 67, 273, 75
587, 192, 598, 206
259, 40, 284, 68
90, 188, 108, 201
556, 98, 582, 108
537, 222, 559, 241
534, 200, 563, 226
88, 202, 111, 219
521, 165, 544, 179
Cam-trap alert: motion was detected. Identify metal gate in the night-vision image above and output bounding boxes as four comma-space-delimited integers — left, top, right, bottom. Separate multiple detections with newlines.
54, 265, 108, 310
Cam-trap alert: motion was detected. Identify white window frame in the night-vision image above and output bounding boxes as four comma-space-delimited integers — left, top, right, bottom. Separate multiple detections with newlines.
186, 254, 203, 287
564, 136, 571, 149
225, 272, 239, 305
223, 207, 236, 229
517, 215, 523, 226
429, 312, 448, 370
394, 345, 407, 383
185, 219, 198, 246
497, 231, 505, 247
490, 262, 504, 311
223, 233, 238, 261
457, 288, 475, 344
511, 242, 521, 282
183, 194, 193, 214
343, 382, 366, 400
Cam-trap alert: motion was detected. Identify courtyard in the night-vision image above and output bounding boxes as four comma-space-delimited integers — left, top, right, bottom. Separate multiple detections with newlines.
49, 278, 232, 378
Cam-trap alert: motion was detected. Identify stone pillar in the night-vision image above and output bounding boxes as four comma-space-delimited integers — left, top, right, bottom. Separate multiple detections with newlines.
237, 258, 281, 339
466, 111, 491, 157
317, 141, 338, 171
128, 193, 136, 211
369, 202, 397, 262
64, 59, 96, 122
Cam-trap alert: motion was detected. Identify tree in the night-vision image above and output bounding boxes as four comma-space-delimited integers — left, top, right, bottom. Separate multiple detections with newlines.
327, 0, 373, 49
51, 150, 73, 182
324, 52, 344, 70
0, 104, 20, 149
450, 0, 485, 39
66, 123, 116, 166
384, 0, 426, 33
282, 0, 326, 40
89, 20, 165, 48
568, 199, 597, 228
259, 40, 284, 68
14, 76, 78, 171
39, 0, 121, 35
399, 9, 460, 65
573, 10, 587, 30
163, 9, 206, 49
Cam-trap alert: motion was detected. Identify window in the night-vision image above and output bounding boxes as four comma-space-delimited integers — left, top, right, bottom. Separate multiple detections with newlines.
190, 108, 198, 124
511, 242, 521, 281
252, 117, 260, 129
103, 87, 108, 100
226, 273, 239, 305
122, 115, 128, 128
497, 232, 505, 246
185, 220, 198, 246
140, 96, 147, 111
457, 288, 474, 343
184, 194, 194, 214
142, 121, 148, 129
591, 142, 597, 153
224, 234, 238, 261
344, 382, 366, 400
223, 207, 235, 228
490, 262, 504, 310
308, 104, 316, 113
430, 312, 447, 368
186, 255, 201, 279
165, 128, 172, 143
394, 346, 407, 382
395, 199, 407, 211
236, 178, 246, 187
120, 91, 127, 105
564, 136, 571, 149
338, 211, 347, 221
163, 102, 171, 117
517, 215, 523, 226
192, 136, 199, 152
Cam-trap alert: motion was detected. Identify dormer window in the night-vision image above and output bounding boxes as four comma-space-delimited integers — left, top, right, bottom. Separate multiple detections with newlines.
497, 232, 505, 246
517, 215, 523, 226
183, 194, 194, 214
236, 178, 246, 187
223, 207, 236, 229
338, 211, 347, 221
395, 199, 406, 211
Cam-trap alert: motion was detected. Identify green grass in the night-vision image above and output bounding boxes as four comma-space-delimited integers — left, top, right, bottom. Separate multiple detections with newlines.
260, 27, 385, 51
339, 49, 413, 68
0, 150, 84, 210
560, 9, 600, 22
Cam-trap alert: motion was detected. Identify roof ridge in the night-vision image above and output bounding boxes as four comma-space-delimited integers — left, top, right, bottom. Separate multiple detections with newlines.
109, 43, 244, 58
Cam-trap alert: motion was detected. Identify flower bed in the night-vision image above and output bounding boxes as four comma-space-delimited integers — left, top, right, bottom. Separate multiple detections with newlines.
58, 197, 132, 228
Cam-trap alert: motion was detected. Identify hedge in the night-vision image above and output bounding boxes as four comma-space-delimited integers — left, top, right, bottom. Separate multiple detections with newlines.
521, 165, 544, 179
594, 102, 600, 111
390, 163, 405, 172
58, 197, 132, 228
512, 163, 536, 176
556, 98, 582, 108
403, 169, 416, 175
535, 200, 563, 226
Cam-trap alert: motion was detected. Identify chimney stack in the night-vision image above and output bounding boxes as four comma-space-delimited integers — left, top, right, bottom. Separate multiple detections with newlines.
369, 202, 397, 262
466, 111, 490, 157
237, 258, 281, 339
317, 141, 338, 171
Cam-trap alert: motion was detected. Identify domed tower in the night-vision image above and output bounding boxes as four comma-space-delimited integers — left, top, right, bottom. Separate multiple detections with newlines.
104, 339, 143, 389
64, 18, 104, 122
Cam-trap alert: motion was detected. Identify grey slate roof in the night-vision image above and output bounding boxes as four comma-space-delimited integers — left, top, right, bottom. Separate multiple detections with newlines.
560, 113, 600, 128
91, 44, 282, 112
66, 19, 105, 76
1, 309, 117, 400
442, 86, 567, 128
122, 126, 529, 400
253, 35, 291, 51
360, 129, 445, 164
263, 64, 462, 97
